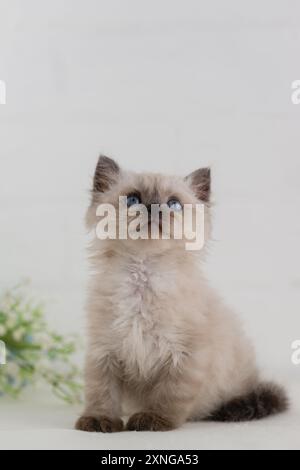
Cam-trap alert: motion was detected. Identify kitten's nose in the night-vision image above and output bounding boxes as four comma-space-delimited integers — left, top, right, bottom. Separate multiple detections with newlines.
147, 205, 152, 222
146, 202, 160, 211
146, 202, 159, 219
147, 203, 162, 227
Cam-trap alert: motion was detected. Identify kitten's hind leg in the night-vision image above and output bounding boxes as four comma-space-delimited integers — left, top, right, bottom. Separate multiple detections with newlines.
204, 382, 288, 422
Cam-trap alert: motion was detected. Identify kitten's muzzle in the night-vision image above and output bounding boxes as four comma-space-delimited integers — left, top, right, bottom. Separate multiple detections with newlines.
146, 205, 163, 229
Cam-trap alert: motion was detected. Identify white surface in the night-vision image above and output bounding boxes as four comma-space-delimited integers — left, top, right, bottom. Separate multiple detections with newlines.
0, 379, 299, 450
0, 0, 300, 450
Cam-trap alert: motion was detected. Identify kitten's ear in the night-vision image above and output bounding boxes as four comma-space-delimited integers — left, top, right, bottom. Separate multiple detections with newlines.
93, 155, 120, 192
185, 167, 211, 202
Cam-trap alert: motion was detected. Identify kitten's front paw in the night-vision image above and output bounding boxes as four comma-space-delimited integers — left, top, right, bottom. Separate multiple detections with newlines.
75, 415, 124, 433
126, 412, 174, 432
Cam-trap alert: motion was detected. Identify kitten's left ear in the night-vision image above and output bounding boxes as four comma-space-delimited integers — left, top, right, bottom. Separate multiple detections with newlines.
93, 155, 120, 192
185, 167, 211, 202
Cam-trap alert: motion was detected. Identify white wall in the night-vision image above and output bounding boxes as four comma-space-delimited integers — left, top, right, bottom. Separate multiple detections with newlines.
0, 0, 300, 375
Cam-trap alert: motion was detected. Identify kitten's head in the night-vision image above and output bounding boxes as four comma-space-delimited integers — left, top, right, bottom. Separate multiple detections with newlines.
87, 156, 211, 256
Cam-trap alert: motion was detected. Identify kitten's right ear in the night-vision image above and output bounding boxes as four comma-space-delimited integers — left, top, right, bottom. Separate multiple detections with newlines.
93, 155, 120, 192
185, 167, 211, 202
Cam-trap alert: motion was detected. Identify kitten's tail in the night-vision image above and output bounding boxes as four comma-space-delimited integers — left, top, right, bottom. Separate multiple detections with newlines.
206, 382, 288, 422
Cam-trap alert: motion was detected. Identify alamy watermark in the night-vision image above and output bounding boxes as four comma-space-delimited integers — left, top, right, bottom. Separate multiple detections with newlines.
0, 340, 6, 365
291, 80, 300, 105
0, 80, 6, 104
291, 340, 300, 366
95, 196, 206, 251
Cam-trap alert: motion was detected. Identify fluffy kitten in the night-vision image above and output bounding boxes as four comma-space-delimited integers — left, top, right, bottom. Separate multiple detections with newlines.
75, 156, 288, 432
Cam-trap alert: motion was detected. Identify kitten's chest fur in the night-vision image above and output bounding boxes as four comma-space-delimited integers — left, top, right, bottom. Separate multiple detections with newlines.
110, 257, 185, 380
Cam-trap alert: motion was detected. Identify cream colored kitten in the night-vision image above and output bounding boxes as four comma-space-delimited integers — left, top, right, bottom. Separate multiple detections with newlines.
75, 156, 287, 432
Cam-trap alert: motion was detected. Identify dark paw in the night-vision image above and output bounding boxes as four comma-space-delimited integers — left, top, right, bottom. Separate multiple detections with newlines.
126, 412, 174, 432
75, 415, 124, 433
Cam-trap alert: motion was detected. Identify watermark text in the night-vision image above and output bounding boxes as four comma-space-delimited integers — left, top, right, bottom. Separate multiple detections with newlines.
291, 80, 300, 105
0, 80, 6, 104
95, 197, 206, 251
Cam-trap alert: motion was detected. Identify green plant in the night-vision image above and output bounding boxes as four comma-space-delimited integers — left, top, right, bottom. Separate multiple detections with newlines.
0, 284, 83, 404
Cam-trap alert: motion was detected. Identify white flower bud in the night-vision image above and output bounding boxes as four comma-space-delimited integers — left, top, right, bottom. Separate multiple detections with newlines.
0, 324, 7, 336
13, 328, 25, 342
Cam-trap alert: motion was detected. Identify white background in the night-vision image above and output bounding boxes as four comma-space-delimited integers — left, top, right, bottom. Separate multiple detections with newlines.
0, 0, 300, 382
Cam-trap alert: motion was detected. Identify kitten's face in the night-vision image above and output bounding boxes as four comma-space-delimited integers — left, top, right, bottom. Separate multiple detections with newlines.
87, 156, 211, 255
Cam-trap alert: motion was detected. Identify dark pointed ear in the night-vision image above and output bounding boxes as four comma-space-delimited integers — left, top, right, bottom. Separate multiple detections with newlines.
93, 155, 120, 192
185, 167, 211, 202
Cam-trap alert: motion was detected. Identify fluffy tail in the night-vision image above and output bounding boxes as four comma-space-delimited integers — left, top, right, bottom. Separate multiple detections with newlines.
207, 382, 288, 422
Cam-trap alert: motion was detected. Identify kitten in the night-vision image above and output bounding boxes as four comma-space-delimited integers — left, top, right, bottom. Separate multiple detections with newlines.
75, 156, 288, 432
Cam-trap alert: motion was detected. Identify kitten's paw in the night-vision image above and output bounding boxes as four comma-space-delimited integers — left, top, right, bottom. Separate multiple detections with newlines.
126, 412, 174, 432
75, 415, 124, 433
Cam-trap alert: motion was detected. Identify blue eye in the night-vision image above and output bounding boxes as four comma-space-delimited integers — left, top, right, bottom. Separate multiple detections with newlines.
127, 194, 141, 207
167, 198, 182, 211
